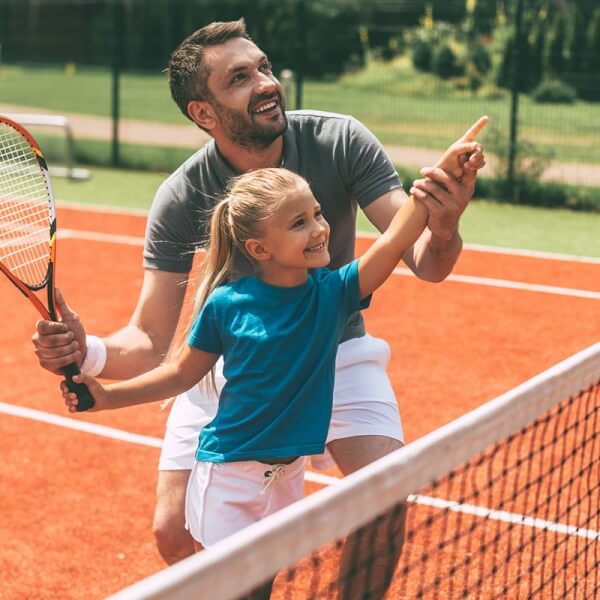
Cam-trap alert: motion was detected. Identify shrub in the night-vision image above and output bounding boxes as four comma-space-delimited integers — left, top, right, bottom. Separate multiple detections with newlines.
411, 38, 433, 72
484, 124, 555, 205
475, 177, 600, 212
476, 83, 508, 100
531, 80, 577, 104
469, 43, 492, 75
432, 44, 459, 79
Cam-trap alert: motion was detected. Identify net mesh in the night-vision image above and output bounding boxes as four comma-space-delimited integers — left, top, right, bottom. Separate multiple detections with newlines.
109, 343, 600, 600
280, 383, 599, 600
0, 122, 50, 288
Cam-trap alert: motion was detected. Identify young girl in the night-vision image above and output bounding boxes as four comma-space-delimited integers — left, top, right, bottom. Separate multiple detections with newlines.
63, 121, 486, 554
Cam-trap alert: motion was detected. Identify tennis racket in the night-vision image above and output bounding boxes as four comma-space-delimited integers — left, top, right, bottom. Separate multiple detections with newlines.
0, 116, 94, 411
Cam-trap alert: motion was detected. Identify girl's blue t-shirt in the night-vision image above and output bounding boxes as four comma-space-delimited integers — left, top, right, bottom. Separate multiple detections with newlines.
187, 259, 370, 462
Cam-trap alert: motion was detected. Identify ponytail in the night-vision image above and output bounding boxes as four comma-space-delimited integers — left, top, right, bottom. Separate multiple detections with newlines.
192, 199, 235, 319
188, 199, 236, 394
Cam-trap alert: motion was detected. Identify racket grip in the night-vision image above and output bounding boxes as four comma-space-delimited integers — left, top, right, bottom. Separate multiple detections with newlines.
61, 363, 96, 412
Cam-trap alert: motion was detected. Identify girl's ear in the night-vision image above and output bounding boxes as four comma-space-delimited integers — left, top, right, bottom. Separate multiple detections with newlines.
245, 239, 271, 261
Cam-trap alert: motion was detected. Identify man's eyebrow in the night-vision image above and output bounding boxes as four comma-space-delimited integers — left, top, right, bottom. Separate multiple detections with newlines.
224, 54, 268, 77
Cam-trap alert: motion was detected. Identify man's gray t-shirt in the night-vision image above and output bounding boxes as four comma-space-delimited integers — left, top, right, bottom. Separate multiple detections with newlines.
143, 110, 402, 340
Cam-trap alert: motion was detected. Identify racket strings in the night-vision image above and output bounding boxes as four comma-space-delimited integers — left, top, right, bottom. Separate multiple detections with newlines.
0, 126, 51, 288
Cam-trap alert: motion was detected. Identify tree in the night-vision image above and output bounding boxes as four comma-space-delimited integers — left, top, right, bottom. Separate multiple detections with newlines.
566, 8, 587, 98
471, 0, 499, 36
546, 12, 567, 77
580, 8, 600, 100
529, 20, 545, 89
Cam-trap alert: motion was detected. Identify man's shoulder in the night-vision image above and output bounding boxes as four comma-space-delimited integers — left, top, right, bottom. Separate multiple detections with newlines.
288, 109, 357, 131
156, 140, 221, 206
286, 110, 373, 152
163, 141, 216, 185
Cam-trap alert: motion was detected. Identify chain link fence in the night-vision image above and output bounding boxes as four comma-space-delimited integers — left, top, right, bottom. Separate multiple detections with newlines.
1, 0, 599, 204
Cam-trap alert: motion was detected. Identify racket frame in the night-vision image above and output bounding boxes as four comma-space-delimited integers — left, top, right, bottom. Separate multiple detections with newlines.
0, 116, 93, 410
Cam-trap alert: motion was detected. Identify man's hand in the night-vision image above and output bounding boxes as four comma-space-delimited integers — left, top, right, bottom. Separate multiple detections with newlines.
411, 116, 488, 242
32, 288, 87, 374
410, 167, 477, 242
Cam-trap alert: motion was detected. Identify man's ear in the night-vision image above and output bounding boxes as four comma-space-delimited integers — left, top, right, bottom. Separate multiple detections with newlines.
245, 239, 271, 262
187, 101, 216, 131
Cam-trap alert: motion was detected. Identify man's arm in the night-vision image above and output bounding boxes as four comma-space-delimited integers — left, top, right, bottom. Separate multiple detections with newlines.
102, 269, 190, 379
33, 269, 189, 380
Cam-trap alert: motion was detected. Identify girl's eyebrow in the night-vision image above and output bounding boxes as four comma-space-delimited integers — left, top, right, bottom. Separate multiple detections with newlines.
285, 210, 305, 224
284, 203, 321, 225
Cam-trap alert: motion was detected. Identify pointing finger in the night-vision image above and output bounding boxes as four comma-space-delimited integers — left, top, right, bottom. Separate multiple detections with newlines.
461, 116, 489, 142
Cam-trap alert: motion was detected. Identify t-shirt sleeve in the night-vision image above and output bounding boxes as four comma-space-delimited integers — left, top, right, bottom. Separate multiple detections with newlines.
343, 117, 402, 209
143, 178, 202, 273
335, 259, 371, 315
187, 295, 224, 356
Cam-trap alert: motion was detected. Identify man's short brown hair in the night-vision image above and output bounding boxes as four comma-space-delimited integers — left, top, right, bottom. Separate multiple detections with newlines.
167, 19, 251, 120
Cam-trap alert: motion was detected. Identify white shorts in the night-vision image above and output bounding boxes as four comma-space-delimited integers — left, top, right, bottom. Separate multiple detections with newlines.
185, 457, 306, 547
159, 334, 403, 472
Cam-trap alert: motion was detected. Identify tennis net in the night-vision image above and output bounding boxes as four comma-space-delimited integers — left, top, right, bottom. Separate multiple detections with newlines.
109, 342, 600, 600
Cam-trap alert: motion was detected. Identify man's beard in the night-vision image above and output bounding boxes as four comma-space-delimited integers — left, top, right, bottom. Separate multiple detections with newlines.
212, 95, 288, 150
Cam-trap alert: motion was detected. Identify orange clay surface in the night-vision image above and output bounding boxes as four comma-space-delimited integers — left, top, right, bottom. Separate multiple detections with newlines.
0, 206, 598, 599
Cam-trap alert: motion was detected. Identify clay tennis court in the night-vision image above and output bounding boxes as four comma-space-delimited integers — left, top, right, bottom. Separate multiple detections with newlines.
1, 204, 599, 599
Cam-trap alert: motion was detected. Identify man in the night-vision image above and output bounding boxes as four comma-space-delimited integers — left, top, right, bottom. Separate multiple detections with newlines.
33, 19, 484, 597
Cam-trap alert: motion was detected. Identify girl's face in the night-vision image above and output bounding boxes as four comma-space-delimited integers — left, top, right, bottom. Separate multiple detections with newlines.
248, 185, 331, 285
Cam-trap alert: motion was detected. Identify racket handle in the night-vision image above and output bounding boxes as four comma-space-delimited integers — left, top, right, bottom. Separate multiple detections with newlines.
61, 363, 96, 412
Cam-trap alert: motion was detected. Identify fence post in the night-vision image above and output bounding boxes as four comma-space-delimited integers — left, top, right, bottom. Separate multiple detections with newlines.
111, 0, 124, 167
295, 0, 306, 110
508, 0, 524, 201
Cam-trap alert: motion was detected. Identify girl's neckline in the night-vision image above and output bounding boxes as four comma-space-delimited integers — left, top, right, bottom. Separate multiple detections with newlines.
250, 272, 313, 293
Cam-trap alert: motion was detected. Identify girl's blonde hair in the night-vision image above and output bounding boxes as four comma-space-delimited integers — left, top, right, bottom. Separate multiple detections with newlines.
190, 168, 308, 389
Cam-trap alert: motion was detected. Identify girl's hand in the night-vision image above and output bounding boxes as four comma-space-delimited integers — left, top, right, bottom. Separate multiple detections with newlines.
436, 116, 488, 180
61, 374, 107, 413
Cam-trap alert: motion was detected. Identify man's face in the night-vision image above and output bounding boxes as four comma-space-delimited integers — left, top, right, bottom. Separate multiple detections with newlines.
204, 38, 287, 149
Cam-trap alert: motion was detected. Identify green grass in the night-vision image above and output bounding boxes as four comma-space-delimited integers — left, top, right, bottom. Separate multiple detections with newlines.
53, 166, 600, 258
0, 64, 183, 123
53, 166, 169, 209
37, 134, 196, 174
2, 62, 600, 166
356, 202, 600, 257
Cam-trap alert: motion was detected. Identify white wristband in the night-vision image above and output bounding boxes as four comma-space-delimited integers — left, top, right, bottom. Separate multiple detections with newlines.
80, 335, 107, 377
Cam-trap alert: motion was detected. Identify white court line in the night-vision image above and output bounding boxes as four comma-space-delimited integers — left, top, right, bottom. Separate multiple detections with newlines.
463, 242, 600, 264
58, 229, 600, 300
0, 401, 162, 448
60, 229, 145, 246
1, 400, 597, 540
409, 494, 600, 541
358, 230, 600, 264
392, 267, 600, 300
